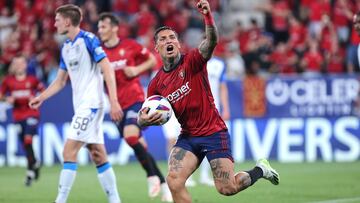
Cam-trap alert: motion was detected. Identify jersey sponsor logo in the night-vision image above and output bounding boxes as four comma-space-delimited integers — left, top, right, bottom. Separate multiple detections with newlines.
69, 60, 79, 69
11, 89, 31, 98
166, 82, 191, 103
110, 59, 127, 70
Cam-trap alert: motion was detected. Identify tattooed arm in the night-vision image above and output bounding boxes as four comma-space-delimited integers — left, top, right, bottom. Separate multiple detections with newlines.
197, 0, 218, 60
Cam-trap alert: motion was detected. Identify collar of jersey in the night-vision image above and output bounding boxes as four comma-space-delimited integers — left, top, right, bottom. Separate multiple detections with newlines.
65, 29, 85, 45
103, 39, 121, 49
163, 54, 184, 73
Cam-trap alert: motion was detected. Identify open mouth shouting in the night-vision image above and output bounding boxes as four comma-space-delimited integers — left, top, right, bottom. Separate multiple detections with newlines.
166, 44, 175, 55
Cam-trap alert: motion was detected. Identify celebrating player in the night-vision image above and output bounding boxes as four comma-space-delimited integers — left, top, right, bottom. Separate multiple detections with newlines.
29, 4, 122, 203
97, 12, 172, 202
163, 55, 231, 187
138, 0, 280, 202
0, 55, 44, 186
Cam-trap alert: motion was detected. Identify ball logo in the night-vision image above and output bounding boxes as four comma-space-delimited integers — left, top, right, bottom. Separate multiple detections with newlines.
148, 95, 164, 101
156, 105, 170, 111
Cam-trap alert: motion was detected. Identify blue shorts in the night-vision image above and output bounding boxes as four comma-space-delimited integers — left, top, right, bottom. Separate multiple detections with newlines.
17, 117, 39, 141
174, 130, 233, 163
117, 102, 142, 137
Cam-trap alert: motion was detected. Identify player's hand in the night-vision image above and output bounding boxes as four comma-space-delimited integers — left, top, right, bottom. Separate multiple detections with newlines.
110, 101, 124, 122
5, 96, 15, 104
137, 107, 163, 126
123, 66, 139, 78
29, 96, 43, 109
196, 0, 211, 15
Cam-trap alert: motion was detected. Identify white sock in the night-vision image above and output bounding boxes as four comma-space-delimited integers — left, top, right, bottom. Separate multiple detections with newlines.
200, 160, 211, 181
97, 162, 121, 203
55, 162, 77, 203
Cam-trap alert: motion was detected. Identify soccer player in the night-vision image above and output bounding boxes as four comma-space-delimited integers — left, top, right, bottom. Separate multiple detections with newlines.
164, 56, 230, 187
97, 12, 173, 202
29, 4, 123, 203
0, 55, 44, 186
138, 0, 280, 202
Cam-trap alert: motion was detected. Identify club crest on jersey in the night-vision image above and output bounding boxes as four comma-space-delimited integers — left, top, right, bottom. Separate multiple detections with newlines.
119, 49, 125, 57
179, 70, 185, 79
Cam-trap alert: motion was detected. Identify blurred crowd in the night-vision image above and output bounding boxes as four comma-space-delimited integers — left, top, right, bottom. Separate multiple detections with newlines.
0, 0, 359, 84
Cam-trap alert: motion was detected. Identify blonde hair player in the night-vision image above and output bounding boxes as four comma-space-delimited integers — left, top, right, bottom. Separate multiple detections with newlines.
29, 4, 123, 203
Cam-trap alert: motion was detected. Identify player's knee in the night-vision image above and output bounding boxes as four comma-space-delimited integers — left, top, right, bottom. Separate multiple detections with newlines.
63, 150, 77, 161
216, 184, 238, 196
124, 136, 139, 147
166, 172, 185, 191
89, 149, 103, 164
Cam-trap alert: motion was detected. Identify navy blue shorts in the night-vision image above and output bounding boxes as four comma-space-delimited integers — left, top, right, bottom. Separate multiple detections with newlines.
174, 130, 233, 163
117, 102, 142, 137
16, 117, 39, 142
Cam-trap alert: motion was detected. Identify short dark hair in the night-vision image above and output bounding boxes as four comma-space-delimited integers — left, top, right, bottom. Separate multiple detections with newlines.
154, 26, 178, 43
99, 12, 120, 26
55, 4, 82, 26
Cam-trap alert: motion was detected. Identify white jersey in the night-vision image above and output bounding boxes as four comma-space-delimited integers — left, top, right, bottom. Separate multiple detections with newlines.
59, 30, 106, 112
207, 56, 226, 110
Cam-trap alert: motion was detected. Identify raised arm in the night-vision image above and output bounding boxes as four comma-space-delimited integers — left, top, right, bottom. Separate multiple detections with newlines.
197, 0, 218, 60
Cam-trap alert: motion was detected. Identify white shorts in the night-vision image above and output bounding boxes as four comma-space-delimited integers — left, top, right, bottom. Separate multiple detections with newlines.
162, 114, 181, 139
67, 108, 104, 144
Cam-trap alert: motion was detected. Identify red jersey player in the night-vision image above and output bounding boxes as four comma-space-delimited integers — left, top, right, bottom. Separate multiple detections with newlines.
138, 0, 280, 202
0, 55, 44, 186
97, 13, 173, 202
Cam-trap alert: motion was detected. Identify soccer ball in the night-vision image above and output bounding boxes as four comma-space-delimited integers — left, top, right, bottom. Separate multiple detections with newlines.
142, 95, 173, 125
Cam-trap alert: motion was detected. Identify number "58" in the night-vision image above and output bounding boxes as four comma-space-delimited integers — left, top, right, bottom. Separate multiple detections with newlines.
73, 116, 90, 131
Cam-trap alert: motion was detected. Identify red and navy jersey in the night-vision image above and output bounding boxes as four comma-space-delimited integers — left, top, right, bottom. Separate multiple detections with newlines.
103, 39, 150, 109
0, 75, 44, 121
148, 49, 227, 136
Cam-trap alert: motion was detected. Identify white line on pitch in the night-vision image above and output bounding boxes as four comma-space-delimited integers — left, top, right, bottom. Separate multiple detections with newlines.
308, 197, 360, 203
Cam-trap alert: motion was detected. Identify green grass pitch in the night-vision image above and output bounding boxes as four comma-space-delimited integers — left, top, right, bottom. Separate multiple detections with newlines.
0, 161, 359, 203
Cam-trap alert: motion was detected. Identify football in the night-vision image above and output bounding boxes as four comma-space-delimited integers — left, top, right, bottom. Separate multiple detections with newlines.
142, 95, 173, 125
